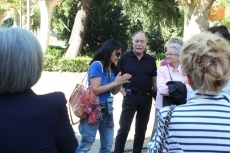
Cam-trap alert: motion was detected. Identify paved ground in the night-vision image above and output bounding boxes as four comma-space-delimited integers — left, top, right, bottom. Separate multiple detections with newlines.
32, 71, 156, 152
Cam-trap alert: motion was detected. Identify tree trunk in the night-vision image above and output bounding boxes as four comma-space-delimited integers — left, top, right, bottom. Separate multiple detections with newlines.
65, 0, 93, 58
37, 0, 62, 52
178, 0, 215, 41
13, 7, 20, 26
0, 10, 7, 22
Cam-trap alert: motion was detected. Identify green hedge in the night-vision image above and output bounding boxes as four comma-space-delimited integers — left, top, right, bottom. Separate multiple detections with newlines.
43, 46, 164, 72
44, 55, 91, 72
152, 53, 165, 61
43, 46, 91, 72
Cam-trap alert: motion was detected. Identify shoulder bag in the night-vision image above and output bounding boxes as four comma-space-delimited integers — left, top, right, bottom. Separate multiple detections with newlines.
147, 105, 176, 153
68, 72, 88, 125
68, 61, 103, 125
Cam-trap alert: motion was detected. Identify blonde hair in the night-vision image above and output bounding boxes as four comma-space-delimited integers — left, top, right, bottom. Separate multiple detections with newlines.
180, 32, 230, 92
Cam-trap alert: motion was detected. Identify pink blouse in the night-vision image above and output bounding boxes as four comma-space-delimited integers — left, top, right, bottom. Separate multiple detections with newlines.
155, 64, 191, 109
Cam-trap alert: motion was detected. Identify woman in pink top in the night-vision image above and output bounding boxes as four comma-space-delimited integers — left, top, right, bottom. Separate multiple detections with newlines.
155, 43, 190, 109
150, 43, 191, 139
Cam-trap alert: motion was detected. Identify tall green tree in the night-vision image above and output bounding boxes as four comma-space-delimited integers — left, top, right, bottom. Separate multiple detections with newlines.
114, 0, 181, 27
111, 0, 183, 53
117, 0, 182, 53
115, 0, 215, 40
82, 0, 130, 55
52, 0, 183, 56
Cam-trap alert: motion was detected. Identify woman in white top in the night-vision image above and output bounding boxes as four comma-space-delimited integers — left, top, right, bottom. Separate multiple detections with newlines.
148, 32, 230, 152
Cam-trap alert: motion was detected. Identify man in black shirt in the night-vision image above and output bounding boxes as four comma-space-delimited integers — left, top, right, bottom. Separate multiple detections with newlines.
114, 31, 157, 153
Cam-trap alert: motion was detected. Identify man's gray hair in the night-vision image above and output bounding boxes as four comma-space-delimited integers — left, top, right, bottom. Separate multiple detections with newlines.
167, 43, 182, 55
132, 30, 148, 42
0, 27, 43, 94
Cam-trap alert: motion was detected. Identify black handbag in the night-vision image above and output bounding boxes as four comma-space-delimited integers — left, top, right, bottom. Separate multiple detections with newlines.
163, 66, 187, 107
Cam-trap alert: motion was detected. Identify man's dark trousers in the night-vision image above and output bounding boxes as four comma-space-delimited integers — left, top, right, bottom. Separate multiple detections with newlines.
114, 94, 152, 153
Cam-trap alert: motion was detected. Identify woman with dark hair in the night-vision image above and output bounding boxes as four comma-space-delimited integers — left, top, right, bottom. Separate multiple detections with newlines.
77, 39, 131, 153
208, 25, 230, 42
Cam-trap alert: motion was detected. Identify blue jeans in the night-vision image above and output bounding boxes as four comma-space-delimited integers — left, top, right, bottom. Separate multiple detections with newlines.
76, 113, 114, 153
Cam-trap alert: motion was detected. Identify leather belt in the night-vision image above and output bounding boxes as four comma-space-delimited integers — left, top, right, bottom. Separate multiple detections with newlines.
132, 90, 148, 95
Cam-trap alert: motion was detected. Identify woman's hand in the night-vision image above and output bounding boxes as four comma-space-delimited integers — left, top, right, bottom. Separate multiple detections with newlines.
114, 72, 132, 86
111, 72, 131, 95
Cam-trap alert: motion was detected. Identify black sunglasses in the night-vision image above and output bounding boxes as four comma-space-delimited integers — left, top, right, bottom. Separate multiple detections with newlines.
115, 52, 121, 57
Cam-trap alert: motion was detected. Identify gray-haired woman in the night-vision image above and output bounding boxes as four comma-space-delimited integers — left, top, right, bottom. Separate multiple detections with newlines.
0, 27, 78, 153
155, 43, 191, 109
150, 43, 191, 139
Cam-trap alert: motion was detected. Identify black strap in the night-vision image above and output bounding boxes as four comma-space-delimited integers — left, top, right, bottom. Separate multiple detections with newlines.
158, 105, 176, 152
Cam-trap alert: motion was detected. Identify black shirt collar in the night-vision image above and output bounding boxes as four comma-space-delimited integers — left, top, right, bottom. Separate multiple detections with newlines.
129, 50, 147, 58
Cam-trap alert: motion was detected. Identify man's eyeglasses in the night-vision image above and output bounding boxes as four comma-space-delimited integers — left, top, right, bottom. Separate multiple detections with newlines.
165, 53, 178, 56
115, 52, 122, 57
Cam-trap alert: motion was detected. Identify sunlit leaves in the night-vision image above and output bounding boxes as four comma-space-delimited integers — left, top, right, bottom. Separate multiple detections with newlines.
111, 0, 181, 27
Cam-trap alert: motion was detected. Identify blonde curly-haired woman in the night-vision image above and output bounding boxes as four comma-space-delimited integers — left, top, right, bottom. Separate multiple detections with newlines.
148, 32, 230, 152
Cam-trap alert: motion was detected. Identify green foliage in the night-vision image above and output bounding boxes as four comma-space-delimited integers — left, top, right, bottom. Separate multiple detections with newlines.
116, 0, 183, 53
57, 58, 90, 72
152, 53, 166, 61
112, 0, 181, 27
44, 55, 59, 71
162, 10, 184, 43
147, 28, 165, 54
82, 0, 130, 54
46, 45, 66, 58
214, 0, 230, 5
44, 46, 92, 72
0, 0, 21, 10
51, 0, 79, 41
44, 45, 165, 72
44, 55, 91, 72
51, 0, 183, 55
0, 17, 13, 27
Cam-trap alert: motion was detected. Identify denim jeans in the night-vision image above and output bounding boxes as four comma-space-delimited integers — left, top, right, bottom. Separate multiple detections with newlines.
77, 113, 114, 153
